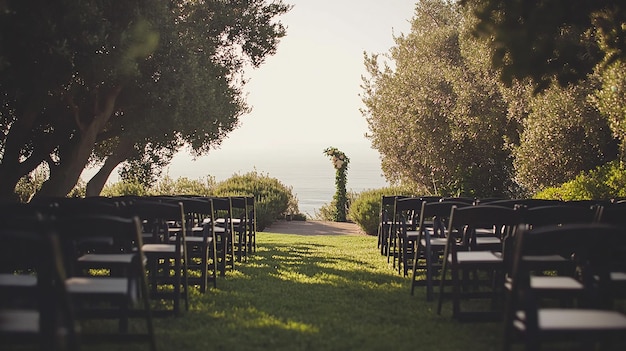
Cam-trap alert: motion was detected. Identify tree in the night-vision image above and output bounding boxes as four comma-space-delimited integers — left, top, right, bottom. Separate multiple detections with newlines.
361, 0, 515, 197
513, 79, 618, 192
0, 0, 291, 201
461, 0, 626, 92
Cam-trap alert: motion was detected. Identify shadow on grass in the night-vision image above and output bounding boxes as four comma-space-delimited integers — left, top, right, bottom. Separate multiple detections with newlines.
181, 235, 502, 351
79, 234, 503, 351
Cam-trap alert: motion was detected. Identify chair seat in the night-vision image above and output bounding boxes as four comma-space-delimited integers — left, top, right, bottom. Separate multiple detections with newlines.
475, 237, 501, 245
530, 276, 583, 290
453, 251, 502, 264
611, 271, 626, 281
0, 274, 37, 287
142, 243, 182, 254
406, 230, 420, 239
515, 309, 626, 331
184, 236, 213, 244
66, 277, 129, 295
421, 237, 447, 247
522, 254, 568, 262
78, 253, 136, 265
0, 310, 38, 333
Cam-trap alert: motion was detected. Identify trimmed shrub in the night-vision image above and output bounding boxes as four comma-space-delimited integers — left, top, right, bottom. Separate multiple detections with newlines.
348, 186, 418, 235
534, 160, 626, 200
150, 175, 214, 196
213, 171, 300, 231
101, 179, 149, 197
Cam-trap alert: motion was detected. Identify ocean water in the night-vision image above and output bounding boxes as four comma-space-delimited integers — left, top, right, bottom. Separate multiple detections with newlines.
166, 144, 388, 218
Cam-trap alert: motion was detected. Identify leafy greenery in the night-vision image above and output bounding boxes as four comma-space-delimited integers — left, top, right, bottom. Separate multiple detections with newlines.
323, 147, 350, 222
77, 233, 501, 351
0, 0, 291, 200
462, 0, 626, 92
513, 79, 618, 192
362, 0, 515, 198
213, 171, 299, 231
362, 0, 622, 197
534, 160, 626, 200
348, 187, 417, 235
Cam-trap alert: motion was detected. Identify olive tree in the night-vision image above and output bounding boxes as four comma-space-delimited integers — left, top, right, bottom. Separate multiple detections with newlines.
0, 0, 291, 201
361, 0, 513, 197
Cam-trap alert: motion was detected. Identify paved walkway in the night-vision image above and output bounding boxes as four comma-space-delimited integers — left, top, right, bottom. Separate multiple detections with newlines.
264, 220, 365, 236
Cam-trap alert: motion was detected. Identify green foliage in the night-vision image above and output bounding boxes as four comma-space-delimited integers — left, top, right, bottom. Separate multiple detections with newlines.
592, 58, 626, 161
0, 0, 292, 200
463, 0, 625, 92
361, 0, 515, 198
14, 166, 48, 203
513, 79, 618, 192
315, 191, 356, 222
213, 171, 299, 231
150, 175, 214, 196
348, 186, 418, 235
535, 160, 626, 200
323, 147, 350, 222
95, 172, 295, 230
101, 179, 150, 197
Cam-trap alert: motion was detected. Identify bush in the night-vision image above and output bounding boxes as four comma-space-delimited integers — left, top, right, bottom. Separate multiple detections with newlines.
101, 179, 150, 197
348, 186, 418, 235
534, 160, 626, 200
150, 175, 214, 196
213, 171, 300, 231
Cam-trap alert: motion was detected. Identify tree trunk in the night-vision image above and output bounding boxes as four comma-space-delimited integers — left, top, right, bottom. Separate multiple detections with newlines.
0, 110, 45, 201
34, 86, 122, 199
85, 138, 135, 197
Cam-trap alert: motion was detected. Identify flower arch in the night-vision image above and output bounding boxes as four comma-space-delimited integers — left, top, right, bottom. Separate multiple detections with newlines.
324, 147, 350, 222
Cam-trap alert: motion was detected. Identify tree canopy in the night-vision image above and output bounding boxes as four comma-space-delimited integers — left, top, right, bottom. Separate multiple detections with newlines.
0, 0, 291, 200
461, 0, 626, 92
361, 0, 619, 197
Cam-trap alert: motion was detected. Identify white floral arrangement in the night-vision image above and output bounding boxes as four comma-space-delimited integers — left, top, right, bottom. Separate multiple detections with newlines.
323, 147, 349, 170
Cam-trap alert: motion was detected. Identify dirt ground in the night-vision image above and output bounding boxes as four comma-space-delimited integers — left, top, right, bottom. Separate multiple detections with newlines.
264, 220, 366, 236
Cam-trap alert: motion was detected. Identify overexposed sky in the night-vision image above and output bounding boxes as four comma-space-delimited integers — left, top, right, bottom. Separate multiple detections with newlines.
168, 0, 415, 179
166, 0, 416, 180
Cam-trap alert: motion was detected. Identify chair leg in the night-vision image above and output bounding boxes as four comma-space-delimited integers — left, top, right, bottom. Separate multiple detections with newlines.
452, 265, 461, 319
426, 249, 434, 301
411, 249, 420, 296
437, 252, 450, 315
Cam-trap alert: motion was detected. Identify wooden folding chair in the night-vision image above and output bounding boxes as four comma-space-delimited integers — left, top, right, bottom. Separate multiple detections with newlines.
410, 201, 471, 300
0, 204, 79, 350
436, 205, 520, 321
57, 213, 156, 351
166, 196, 218, 292
125, 199, 189, 316
503, 223, 626, 351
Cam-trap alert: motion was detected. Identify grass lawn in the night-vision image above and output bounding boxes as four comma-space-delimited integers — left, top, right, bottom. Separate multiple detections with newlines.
80, 233, 503, 351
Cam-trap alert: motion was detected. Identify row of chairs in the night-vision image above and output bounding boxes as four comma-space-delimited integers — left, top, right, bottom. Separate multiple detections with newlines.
378, 196, 626, 349
0, 194, 257, 350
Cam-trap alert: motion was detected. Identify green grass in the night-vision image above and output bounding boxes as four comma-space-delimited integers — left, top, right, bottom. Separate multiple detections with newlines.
81, 233, 502, 350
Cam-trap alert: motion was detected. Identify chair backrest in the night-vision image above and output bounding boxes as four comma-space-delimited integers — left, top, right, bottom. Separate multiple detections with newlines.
125, 199, 186, 245
230, 196, 247, 227
511, 223, 626, 307
440, 197, 475, 204
244, 196, 256, 233
485, 198, 563, 209
394, 196, 421, 217
56, 214, 145, 277
419, 201, 471, 238
520, 205, 599, 227
597, 203, 626, 227
447, 205, 520, 248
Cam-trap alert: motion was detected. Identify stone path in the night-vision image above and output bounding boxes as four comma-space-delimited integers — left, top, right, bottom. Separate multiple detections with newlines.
264, 220, 365, 236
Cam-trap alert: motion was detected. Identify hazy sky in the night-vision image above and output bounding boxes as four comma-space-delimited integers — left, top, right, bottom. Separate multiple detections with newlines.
159, 1, 415, 180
